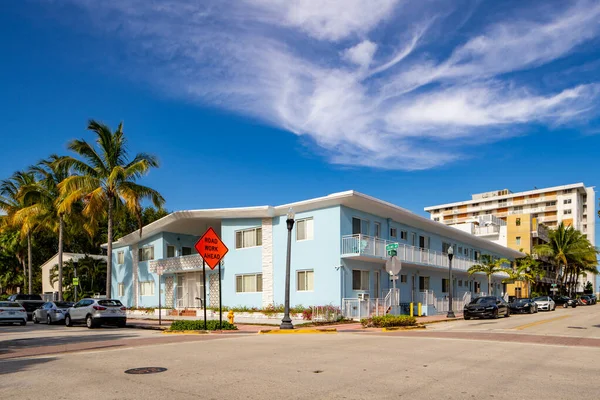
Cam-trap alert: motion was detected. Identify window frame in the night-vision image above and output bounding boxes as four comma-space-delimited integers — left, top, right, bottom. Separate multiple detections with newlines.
166, 245, 175, 258
118, 283, 125, 297
181, 246, 193, 256
352, 270, 369, 291
138, 246, 154, 262
117, 251, 125, 264
139, 281, 155, 296
400, 230, 408, 241
400, 274, 407, 283
442, 278, 449, 293
235, 227, 263, 249
390, 228, 397, 238
563, 209, 572, 215
296, 270, 314, 292
296, 218, 314, 241
516, 236, 521, 245
235, 273, 263, 293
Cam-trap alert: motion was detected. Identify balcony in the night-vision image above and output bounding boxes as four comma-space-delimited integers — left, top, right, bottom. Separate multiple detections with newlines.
474, 225, 500, 236
341, 234, 479, 272
532, 224, 550, 242
149, 254, 204, 274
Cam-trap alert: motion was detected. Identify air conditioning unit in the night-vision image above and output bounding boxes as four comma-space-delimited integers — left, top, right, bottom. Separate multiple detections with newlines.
357, 293, 370, 300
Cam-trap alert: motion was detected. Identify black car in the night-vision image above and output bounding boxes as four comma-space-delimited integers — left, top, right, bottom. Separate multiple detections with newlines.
585, 294, 597, 305
509, 298, 538, 314
551, 295, 577, 308
464, 296, 510, 320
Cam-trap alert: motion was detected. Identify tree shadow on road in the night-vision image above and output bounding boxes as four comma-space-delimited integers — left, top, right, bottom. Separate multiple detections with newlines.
0, 333, 136, 356
0, 357, 57, 376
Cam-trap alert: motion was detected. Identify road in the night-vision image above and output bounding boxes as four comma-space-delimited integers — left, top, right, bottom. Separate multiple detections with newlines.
1, 305, 600, 399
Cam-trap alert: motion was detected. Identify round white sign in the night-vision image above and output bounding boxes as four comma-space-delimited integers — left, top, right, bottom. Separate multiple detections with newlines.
385, 256, 402, 276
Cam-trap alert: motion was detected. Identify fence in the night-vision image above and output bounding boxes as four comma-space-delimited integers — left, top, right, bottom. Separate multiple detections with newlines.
311, 305, 342, 322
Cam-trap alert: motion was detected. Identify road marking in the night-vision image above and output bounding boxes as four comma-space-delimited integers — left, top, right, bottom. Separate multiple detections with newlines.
513, 315, 571, 330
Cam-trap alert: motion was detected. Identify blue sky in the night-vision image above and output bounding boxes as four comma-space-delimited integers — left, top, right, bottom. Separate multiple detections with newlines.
1, 1, 599, 245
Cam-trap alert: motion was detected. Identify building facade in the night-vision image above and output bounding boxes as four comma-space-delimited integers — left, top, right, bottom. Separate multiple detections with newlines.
108, 191, 523, 316
424, 183, 596, 292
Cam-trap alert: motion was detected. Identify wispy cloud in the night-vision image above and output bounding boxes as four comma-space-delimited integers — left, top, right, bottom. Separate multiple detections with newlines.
52, 0, 600, 169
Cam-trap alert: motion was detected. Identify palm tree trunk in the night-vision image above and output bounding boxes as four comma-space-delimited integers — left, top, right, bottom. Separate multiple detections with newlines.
106, 199, 113, 297
58, 216, 64, 301
488, 275, 492, 296
27, 232, 32, 294
21, 259, 27, 294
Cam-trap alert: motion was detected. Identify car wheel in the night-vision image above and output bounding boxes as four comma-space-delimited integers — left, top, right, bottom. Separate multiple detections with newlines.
563, 303, 568, 308
47, 315, 52, 325
505, 309, 510, 318
117, 321, 126, 328
32, 314, 39, 324
20, 320, 26, 326
65, 315, 73, 327
529, 307, 534, 314
86, 315, 95, 329
493, 310, 499, 319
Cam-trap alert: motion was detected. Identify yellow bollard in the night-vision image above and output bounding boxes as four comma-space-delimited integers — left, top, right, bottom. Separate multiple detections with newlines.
417, 302, 422, 317
410, 302, 414, 317
227, 310, 234, 324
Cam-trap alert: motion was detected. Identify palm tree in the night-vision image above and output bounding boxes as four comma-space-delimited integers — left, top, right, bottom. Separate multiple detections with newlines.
16, 155, 71, 300
0, 171, 36, 293
468, 254, 511, 295
534, 223, 595, 295
502, 254, 545, 298
58, 120, 164, 297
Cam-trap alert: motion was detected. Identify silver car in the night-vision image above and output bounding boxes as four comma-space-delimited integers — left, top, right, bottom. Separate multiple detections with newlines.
0, 301, 27, 325
533, 296, 556, 311
32, 301, 74, 325
65, 298, 127, 329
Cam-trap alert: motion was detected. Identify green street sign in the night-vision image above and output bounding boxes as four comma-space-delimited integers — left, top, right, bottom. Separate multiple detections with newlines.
387, 249, 397, 257
386, 243, 399, 251
551, 283, 557, 287
72, 277, 79, 286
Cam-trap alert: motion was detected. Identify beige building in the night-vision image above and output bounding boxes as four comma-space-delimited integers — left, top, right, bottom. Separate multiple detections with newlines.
41, 253, 107, 297
425, 183, 596, 292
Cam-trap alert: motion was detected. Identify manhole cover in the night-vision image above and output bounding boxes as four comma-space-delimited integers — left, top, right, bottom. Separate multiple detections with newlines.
124, 367, 168, 375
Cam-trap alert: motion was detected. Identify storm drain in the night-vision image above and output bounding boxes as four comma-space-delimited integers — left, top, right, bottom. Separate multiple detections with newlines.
124, 367, 168, 375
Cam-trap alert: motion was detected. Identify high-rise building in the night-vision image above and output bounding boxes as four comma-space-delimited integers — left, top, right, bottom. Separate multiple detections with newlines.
425, 183, 596, 293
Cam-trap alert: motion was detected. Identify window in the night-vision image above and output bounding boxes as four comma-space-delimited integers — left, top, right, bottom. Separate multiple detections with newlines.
139, 281, 154, 296
442, 242, 452, 253
433, 217, 440, 222
498, 199, 507, 206
374, 222, 381, 238
563, 199, 572, 204
485, 210, 492, 215
458, 246, 463, 254
474, 250, 480, 261
118, 283, 125, 297
419, 276, 430, 291
472, 212, 479, 217
167, 245, 175, 258
352, 270, 369, 291
390, 228, 397, 238
563, 189, 572, 194
410, 232, 416, 246
513, 206, 523, 212
235, 227, 263, 249
546, 201, 556, 206
516, 236, 521, 245
296, 218, 314, 241
464, 248, 469, 256
458, 280, 463, 287
235, 274, 263, 293
117, 251, 124, 264
400, 231, 408, 240
563, 209, 572, 215
442, 278, 449, 293
352, 217, 370, 235
182, 247, 193, 256
400, 274, 407, 283
297, 270, 314, 291
516, 218, 521, 226
138, 246, 154, 261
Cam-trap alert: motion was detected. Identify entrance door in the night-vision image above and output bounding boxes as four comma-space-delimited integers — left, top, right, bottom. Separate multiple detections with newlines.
374, 271, 380, 299
176, 272, 205, 308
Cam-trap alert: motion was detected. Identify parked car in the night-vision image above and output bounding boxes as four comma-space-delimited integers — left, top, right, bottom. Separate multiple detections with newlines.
509, 298, 538, 314
533, 296, 556, 311
577, 295, 593, 306
7, 294, 45, 320
32, 301, 74, 325
464, 296, 510, 320
65, 298, 127, 328
551, 295, 577, 308
584, 294, 597, 305
0, 301, 27, 325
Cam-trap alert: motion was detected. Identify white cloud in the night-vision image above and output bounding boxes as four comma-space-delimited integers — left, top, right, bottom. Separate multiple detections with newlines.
54, 0, 600, 170
342, 40, 378, 67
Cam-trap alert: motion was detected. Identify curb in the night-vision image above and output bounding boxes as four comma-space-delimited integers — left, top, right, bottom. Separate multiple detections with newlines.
162, 330, 210, 335
418, 318, 461, 325
381, 325, 426, 332
258, 328, 337, 334
126, 324, 169, 331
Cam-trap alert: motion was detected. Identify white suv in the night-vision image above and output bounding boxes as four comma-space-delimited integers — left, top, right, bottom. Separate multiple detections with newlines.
65, 298, 127, 329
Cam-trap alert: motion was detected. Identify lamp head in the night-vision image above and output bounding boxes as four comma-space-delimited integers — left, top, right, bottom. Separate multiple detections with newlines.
448, 246, 453, 256
287, 207, 295, 221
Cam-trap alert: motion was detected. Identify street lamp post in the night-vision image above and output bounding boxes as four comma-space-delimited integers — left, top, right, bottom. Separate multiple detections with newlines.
447, 246, 455, 318
280, 208, 295, 330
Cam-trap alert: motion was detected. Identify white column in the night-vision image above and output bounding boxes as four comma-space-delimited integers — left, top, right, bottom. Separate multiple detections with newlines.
261, 218, 274, 307
132, 244, 139, 308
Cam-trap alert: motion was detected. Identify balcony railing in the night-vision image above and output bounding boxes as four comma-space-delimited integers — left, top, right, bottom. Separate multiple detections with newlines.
148, 254, 204, 274
474, 225, 500, 236
341, 234, 480, 272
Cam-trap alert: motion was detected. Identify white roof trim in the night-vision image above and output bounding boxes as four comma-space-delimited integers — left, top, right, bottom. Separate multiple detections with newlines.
424, 183, 590, 211
105, 190, 523, 259
39, 253, 107, 270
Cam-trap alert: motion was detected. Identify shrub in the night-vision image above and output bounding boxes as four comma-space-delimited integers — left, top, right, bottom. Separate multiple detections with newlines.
360, 315, 417, 328
170, 320, 238, 331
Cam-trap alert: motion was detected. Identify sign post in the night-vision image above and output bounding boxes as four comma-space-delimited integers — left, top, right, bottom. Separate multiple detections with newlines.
195, 227, 229, 330
385, 256, 402, 308
156, 266, 164, 326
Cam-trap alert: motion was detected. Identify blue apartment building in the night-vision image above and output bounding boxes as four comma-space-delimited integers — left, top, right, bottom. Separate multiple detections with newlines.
108, 191, 523, 316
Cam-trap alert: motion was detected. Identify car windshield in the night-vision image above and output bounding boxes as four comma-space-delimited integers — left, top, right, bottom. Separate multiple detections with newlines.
513, 299, 529, 304
471, 297, 496, 305
55, 302, 74, 308
533, 296, 548, 301
98, 300, 123, 307
0, 302, 22, 308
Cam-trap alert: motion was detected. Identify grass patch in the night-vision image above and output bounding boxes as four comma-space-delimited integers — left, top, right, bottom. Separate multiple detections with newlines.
360, 315, 417, 328
169, 320, 238, 331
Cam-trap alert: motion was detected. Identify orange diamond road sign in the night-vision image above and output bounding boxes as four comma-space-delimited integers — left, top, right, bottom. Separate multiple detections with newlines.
195, 227, 228, 270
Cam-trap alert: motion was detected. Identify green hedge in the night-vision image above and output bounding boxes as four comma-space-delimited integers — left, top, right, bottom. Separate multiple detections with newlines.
170, 320, 238, 331
360, 315, 417, 328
